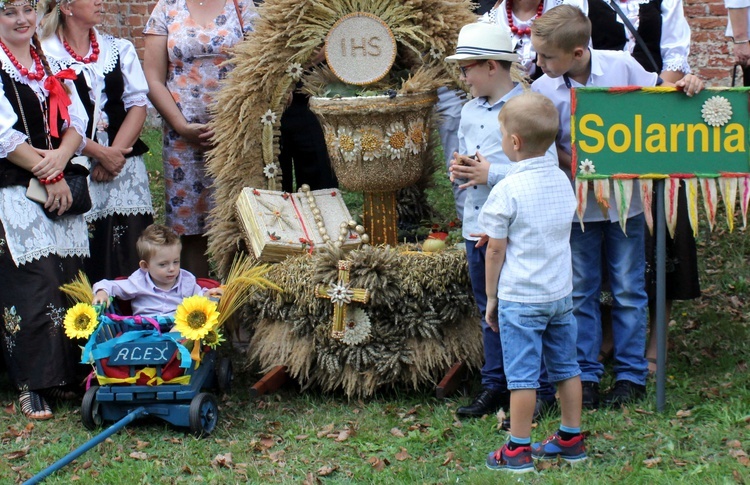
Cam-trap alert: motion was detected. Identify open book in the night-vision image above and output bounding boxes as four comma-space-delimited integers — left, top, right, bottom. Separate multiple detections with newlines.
236, 187, 361, 262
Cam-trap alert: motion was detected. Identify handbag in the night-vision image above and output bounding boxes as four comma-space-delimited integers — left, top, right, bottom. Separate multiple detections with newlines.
11, 78, 92, 219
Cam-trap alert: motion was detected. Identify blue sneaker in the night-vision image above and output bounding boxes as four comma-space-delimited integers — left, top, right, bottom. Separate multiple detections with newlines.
485, 444, 535, 473
531, 433, 587, 463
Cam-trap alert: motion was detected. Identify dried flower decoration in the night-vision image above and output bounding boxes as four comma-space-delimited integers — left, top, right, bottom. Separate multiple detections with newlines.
261, 109, 277, 126
286, 62, 304, 81
701, 96, 732, 127
263, 162, 278, 179
579, 159, 596, 175
342, 308, 372, 346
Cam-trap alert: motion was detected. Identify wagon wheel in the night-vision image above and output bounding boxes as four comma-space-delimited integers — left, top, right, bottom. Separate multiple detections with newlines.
189, 392, 219, 438
217, 357, 233, 395
81, 386, 102, 431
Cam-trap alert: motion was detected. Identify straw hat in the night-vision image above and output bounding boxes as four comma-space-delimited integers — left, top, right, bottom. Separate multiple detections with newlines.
445, 21, 518, 62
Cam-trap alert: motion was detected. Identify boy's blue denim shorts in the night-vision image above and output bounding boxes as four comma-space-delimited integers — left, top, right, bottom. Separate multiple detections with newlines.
498, 294, 581, 390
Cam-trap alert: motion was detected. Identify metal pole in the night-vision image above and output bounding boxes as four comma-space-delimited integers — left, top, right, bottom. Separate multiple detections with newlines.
24, 407, 148, 484
654, 180, 667, 412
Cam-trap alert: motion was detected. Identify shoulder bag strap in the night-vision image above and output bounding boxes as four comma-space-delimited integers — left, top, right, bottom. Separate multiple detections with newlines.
607, 0, 660, 74
232, 0, 244, 33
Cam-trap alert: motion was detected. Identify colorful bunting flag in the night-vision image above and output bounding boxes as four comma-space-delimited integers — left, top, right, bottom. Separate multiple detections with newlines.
612, 178, 633, 235
742, 176, 750, 229
718, 176, 738, 233
640, 178, 654, 235
575, 179, 587, 231
685, 178, 699, 237
699, 177, 718, 232
594, 179, 610, 219
665, 177, 680, 239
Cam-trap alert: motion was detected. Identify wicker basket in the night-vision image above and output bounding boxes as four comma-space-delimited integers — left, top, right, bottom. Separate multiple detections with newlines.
310, 91, 437, 192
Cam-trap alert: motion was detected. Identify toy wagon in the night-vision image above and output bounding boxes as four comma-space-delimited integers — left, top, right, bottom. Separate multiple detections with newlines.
80, 313, 232, 438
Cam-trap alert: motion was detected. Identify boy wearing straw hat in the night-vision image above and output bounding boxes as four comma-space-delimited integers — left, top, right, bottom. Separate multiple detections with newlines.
446, 22, 557, 420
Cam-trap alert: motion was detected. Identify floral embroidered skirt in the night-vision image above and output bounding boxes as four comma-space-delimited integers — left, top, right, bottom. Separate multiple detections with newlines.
0, 222, 83, 392
84, 212, 154, 284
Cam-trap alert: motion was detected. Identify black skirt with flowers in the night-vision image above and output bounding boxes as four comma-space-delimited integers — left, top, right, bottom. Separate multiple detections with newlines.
0, 222, 83, 392
84, 212, 154, 284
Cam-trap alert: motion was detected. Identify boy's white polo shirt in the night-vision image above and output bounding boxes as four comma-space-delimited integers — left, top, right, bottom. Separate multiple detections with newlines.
457, 83, 522, 241
478, 154, 576, 303
531, 48, 658, 223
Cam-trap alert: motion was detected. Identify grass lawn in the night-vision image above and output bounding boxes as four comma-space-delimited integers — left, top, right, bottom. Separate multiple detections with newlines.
0, 129, 748, 483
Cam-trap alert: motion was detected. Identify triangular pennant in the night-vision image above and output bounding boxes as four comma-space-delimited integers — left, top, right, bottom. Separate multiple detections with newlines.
640, 179, 654, 235
665, 178, 680, 239
594, 179, 610, 219
613, 178, 633, 235
742, 176, 750, 229
685, 178, 699, 238
718, 176, 738, 233
575, 179, 588, 231
699, 177, 718, 232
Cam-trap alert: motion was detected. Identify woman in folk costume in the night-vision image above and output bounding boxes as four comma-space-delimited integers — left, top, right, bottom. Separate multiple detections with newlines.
0, 0, 89, 419
38, 0, 154, 284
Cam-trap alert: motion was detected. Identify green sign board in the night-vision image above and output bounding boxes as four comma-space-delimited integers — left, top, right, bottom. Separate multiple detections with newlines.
572, 87, 750, 176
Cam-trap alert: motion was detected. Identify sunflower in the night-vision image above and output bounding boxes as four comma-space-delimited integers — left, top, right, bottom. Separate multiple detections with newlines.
174, 296, 220, 341
202, 328, 226, 349
63, 303, 99, 339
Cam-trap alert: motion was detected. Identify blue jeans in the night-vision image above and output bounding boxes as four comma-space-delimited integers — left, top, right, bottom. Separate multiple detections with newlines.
498, 295, 580, 389
570, 215, 648, 385
466, 243, 556, 399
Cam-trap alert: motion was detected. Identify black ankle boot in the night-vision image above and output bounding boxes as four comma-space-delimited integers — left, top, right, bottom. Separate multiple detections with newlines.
456, 388, 510, 418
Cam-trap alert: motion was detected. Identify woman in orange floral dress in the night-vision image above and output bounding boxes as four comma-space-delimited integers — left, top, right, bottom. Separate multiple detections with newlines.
143, 0, 257, 276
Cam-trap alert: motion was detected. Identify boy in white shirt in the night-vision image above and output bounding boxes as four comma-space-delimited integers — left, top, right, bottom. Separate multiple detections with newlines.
530, 5, 702, 408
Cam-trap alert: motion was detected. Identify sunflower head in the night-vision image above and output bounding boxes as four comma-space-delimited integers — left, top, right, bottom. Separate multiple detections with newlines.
202, 328, 226, 349
174, 296, 220, 340
63, 303, 99, 339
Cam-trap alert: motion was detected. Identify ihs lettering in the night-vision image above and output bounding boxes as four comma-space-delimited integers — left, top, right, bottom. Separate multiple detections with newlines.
341, 37, 382, 57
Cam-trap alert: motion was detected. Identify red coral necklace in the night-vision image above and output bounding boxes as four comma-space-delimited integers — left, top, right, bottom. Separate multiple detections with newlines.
62, 29, 99, 64
506, 0, 544, 37
0, 42, 45, 81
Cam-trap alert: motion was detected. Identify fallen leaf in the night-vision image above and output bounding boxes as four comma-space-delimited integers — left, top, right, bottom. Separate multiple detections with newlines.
317, 465, 338, 476
181, 465, 193, 474
259, 436, 275, 449
442, 451, 455, 466
70, 475, 80, 481
135, 440, 150, 450
5, 450, 27, 460
303, 472, 321, 485
81, 461, 92, 469
367, 456, 388, 471
603, 433, 615, 440
317, 423, 335, 438
634, 408, 654, 415
212, 453, 233, 468
335, 429, 350, 442
727, 440, 742, 448
643, 457, 662, 468
3, 402, 15, 415
295, 435, 308, 440
268, 450, 285, 463
395, 447, 411, 461
129, 452, 148, 460
675, 409, 692, 418
390, 427, 405, 438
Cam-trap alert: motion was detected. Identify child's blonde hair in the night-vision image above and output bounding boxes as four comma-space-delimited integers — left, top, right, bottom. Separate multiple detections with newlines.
498, 92, 559, 153
531, 5, 591, 53
136, 224, 181, 262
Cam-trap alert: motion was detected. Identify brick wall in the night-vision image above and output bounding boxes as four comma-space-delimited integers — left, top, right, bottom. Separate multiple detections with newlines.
101, 0, 735, 86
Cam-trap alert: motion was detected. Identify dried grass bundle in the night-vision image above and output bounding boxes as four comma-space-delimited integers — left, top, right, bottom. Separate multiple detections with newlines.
59, 271, 93, 305
216, 254, 281, 334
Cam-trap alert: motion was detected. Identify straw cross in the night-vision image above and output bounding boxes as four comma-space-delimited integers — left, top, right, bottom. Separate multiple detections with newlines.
315, 260, 370, 339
